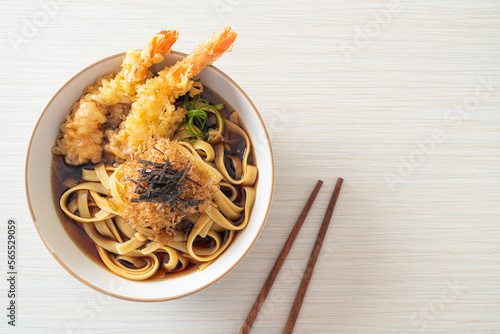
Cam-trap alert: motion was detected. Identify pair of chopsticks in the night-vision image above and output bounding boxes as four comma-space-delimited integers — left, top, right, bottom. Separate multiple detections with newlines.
240, 178, 344, 334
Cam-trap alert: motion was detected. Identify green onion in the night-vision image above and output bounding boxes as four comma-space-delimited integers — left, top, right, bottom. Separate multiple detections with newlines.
178, 93, 225, 143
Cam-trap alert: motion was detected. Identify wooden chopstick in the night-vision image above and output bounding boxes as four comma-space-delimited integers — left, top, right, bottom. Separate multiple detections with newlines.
283, 177, 344, 334
239, 180, 324, 334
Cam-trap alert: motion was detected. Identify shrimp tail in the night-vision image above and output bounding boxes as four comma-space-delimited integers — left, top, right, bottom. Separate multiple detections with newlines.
212, 27, 237, 58
153, 30, 180, 55
169, 27, 236, 79
197, 26, 236, 70
127, 29, 179, 85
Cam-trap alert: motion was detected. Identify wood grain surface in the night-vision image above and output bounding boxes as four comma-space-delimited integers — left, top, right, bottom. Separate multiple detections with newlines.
1, 1, 499, 333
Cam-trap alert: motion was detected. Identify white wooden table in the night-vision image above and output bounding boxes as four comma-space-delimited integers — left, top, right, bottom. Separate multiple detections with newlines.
1, 1, 499, 333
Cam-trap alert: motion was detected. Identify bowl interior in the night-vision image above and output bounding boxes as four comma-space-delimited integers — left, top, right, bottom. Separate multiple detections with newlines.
25, 51, 274, 301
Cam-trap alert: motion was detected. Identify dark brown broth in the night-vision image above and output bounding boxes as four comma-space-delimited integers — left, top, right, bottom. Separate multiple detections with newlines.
51, 88, 257, 280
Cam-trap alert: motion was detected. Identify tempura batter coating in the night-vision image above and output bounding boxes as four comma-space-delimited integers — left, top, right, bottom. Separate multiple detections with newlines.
104, 27, 237, 160
53, 30, 178, 165
99, 30, 180, 104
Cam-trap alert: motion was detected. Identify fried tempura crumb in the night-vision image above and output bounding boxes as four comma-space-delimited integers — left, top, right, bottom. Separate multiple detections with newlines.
118, 138, 215, 239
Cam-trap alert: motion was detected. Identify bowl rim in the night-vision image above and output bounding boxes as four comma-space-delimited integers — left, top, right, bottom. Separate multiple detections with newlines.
24, 50, 274, 302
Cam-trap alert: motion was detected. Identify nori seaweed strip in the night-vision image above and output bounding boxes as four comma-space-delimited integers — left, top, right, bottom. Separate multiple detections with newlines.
138, 159, 164, 167
176, 161, 191, 186
131, 197, 164, 203
185, 176, 201, 187
170, 202, 188, 216
128, 157, 202, 216
123, 176, 148, 192
134, 173, 146, 194
153, 147, 165, 155
158, 158, 170, 183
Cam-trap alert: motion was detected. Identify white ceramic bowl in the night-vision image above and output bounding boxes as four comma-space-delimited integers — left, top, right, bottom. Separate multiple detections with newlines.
25, 51, 274, 301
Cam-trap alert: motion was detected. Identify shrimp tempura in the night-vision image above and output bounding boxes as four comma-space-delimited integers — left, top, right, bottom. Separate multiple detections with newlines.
53, 30, 178, 165
105, 27, 237, 160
